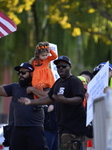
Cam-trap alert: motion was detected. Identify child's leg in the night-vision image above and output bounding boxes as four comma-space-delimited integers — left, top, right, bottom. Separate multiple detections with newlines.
33, 84, 49, 111
33, 83, 47, 99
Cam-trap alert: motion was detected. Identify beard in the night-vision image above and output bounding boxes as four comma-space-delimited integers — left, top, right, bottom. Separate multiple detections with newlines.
19, 75, 32, 87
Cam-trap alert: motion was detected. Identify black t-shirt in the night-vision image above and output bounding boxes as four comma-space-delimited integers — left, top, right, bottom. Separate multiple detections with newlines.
48, 75, 86, 135
3, 83, 44, 126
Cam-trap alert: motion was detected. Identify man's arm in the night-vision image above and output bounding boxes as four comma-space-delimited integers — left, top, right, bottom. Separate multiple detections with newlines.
26, 86, 49, 98
18, 95, 53, 105
52, 94, 83, 105
0, 86, 8, 96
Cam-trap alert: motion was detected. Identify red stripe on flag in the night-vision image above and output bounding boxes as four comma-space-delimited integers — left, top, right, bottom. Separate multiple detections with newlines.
0, 11, 17, 29
0, 22, 12, 34
0, 31, 5, 38
0, 11, 17, 38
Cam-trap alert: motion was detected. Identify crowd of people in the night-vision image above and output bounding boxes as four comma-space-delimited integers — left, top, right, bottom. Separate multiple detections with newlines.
1, 41, 112, 150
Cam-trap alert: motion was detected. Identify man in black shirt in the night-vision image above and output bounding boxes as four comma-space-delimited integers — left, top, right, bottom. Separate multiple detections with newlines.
1, 62, 48, 150
19, 56, 87, 150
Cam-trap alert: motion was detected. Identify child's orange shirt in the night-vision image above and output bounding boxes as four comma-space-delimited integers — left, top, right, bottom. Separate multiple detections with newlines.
31, 50, 57, 89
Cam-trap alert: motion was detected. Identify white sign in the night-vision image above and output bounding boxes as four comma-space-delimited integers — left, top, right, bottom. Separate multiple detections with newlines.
86, 61, 109, 126
49, 43, 59, 81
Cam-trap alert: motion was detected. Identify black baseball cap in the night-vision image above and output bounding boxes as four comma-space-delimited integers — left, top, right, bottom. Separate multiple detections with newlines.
54, 56, 72, 66
14, 62, 34, 71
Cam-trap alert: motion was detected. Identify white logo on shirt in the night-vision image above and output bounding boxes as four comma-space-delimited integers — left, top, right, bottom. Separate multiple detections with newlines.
58, 87, 65, 94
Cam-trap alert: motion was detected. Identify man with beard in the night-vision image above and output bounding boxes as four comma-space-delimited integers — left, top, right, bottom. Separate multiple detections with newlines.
18, 56, 87, 150
0, 62, 48, 150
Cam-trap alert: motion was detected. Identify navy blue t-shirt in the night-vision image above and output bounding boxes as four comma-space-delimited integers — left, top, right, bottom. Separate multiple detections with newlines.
4, 83, 44, 126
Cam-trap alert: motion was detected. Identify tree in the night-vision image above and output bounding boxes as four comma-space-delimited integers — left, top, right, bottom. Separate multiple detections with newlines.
0, 0, 36, 24
45, 0, 112, 44
0, 0, 112, 73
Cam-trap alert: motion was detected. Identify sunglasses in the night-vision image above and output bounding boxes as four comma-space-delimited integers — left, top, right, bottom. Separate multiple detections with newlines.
17, 71, 30, 76
56, 64, 69, 69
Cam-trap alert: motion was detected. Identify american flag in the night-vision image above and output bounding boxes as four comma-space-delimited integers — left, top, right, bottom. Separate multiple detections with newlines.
0, 11, 17, 38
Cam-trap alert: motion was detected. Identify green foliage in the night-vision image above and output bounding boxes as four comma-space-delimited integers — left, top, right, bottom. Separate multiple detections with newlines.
0, 0, 112, 82
83, 36, 112, 67
45, 0, 112, 44
0, 0, 36, 24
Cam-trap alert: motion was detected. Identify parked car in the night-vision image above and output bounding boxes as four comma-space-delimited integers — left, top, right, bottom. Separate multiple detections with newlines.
0, 124, 9, 150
